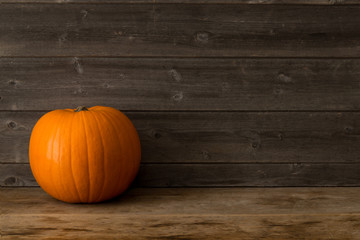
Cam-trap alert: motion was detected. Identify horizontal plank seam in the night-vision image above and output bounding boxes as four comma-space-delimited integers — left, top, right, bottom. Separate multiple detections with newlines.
3, 56, 360, 59
3, 162, 360, 165
1, 110, 360, 113
3, 185, 360, 188
3, 163, 360, 165
141, 162, 360, 165
3, 186, 359, 189
0, 2, 358, 5
105, 184, 360, 189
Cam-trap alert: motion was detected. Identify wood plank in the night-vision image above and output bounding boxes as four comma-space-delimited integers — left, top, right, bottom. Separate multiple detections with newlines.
137, 163, 360, 187
0, 0, 357, 3
3, 214, 360, 240
1, 112, 359, 164
0, 164, 37, 187
1, 188, 360, 239
1, 5, 360, 57
1, 58, 360, 111
2, 187, 360, 215
2, 163, 360, 187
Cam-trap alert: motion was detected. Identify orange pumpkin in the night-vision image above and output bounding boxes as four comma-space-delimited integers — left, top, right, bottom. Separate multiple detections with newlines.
29, 106, 141, 203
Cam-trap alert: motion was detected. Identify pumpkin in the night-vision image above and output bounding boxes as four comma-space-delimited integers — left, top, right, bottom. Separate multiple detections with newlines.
29, 106, 141, 203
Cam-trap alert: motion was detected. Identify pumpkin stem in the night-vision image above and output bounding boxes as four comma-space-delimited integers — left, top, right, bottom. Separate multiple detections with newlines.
74, 106, 89, 112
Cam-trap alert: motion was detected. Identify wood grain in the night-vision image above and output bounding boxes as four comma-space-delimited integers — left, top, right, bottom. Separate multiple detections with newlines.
2, 162, 360, 187
0, 164, 37, 187
3, 187, 360, 215
0, 0, 357, 4
3, 215, 360, 240
1, 58, 360, 111
137, 163, 360, 187
1, 4, 360, 57
1, 112, 359, 164
1, 188, 360, 239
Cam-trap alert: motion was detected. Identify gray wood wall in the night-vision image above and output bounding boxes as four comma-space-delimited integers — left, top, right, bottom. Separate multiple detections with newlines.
0, 0, 359, 187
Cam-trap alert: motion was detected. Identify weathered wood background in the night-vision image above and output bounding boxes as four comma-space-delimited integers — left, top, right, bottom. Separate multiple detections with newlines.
0, 0, 359, 187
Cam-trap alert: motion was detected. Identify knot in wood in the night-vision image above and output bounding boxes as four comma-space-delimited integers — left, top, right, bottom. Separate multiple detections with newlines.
154, 132, 161, 139
344, 126, 353, 133
252, 142, 259, 149
4, 177, 17, 186
195, 32, 210, 44
7, 121, 17, 129
172, 92, 183, 102
278, 73, 293, 83
8, 80, 17, 86
168, 69, 182, 82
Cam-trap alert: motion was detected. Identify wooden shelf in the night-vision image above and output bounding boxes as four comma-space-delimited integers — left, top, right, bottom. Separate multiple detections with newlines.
1, 187, 360, 239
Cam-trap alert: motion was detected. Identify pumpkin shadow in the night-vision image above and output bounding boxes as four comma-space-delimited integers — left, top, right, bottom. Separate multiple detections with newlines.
98, 185, 139, 204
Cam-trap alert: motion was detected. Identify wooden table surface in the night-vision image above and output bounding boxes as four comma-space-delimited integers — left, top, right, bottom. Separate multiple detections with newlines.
1, 187, 360, 239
